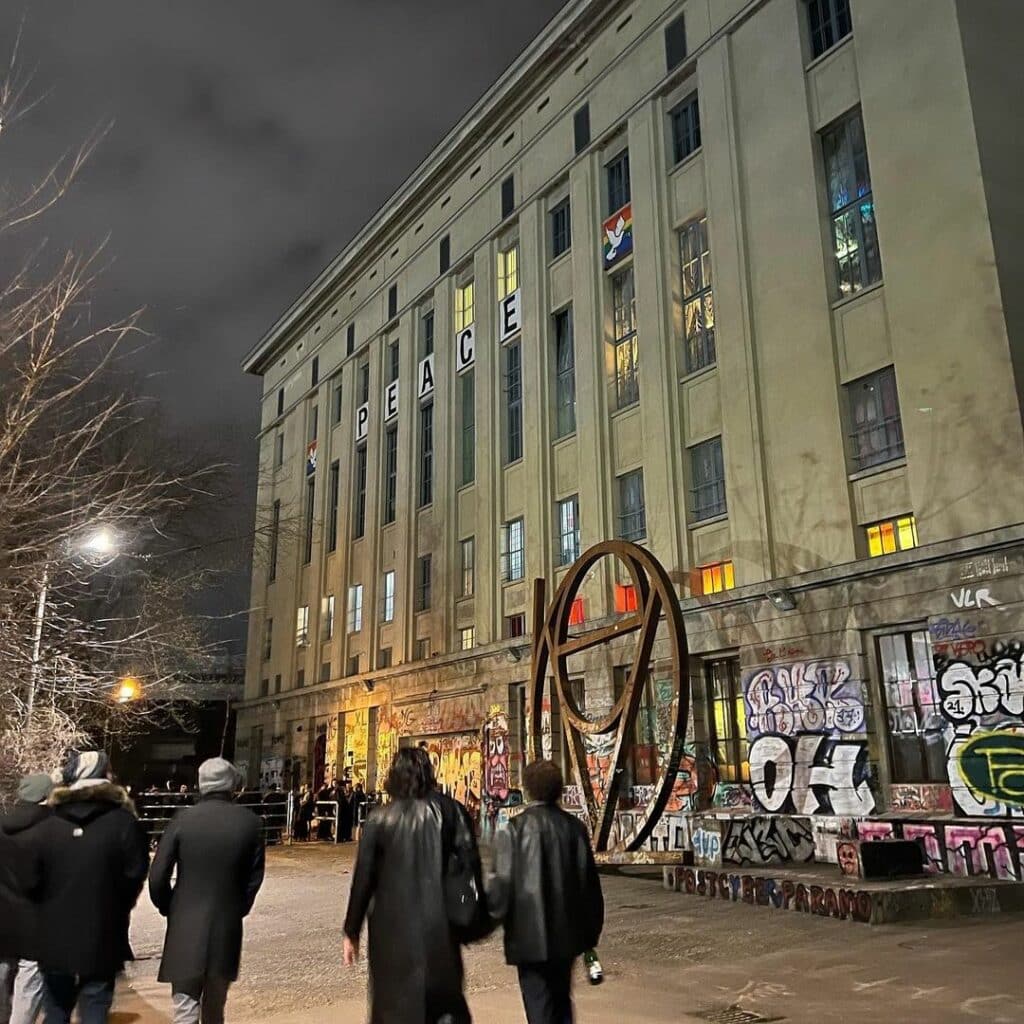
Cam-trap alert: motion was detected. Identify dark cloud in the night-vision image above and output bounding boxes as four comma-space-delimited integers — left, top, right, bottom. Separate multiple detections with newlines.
0, 1, 569, 651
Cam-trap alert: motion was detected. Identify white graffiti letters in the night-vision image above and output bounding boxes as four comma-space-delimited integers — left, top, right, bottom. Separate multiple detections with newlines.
950, 587, 1001, 609
749, 734, 875, 816
938, 656, 1024, 725
744, 661, 864, 737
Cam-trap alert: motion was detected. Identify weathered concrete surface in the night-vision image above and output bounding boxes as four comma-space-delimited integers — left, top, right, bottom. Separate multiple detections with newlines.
115, 845, 1024, 1023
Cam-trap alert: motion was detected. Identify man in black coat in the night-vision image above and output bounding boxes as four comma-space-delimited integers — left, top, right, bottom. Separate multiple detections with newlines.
488, 760, 604, 1024
149, 757, 265, 1024
26, 750, 149, 1024
0, 774, 53, 1024
344, 747, 488, 1024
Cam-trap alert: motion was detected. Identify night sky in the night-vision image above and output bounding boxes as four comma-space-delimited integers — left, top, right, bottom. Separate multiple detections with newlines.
1, 2, 568, 654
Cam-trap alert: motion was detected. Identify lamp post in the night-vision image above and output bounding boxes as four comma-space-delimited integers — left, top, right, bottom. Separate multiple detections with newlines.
26, 526, 122, 723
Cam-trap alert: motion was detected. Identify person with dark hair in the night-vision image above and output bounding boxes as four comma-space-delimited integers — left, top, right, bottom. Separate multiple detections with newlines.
343, 747, 487, 1024
488, 759, 604, 1024
25, 751, 150, 1024
149, 758, 265, 1024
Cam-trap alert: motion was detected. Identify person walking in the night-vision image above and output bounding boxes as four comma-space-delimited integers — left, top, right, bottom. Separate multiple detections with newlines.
149, 758, 265, 1024
487, 759, 604, 1024
0, 774, 53, 1024
343, 747, 488, 1024
26, 751, 149, 1024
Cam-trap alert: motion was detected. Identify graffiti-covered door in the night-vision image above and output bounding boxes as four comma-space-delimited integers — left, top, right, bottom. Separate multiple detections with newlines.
414, 733, 482, 822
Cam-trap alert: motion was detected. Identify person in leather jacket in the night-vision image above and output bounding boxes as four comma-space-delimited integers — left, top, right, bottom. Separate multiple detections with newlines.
343, 747, 485, 1024
487, 759, 604, 1024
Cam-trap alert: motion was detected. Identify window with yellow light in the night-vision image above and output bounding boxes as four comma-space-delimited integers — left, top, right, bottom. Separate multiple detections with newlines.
497, 244, 519, 300
454, 281, 474, 332
866, 514, 918, 558
696, 560, 735, 596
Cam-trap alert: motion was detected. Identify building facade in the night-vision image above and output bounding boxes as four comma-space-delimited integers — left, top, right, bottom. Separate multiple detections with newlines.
240, 0, 1024, 876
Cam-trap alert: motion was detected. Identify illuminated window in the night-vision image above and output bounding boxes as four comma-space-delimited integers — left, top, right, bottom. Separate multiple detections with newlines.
347, 585, 363, 633
321, 595, 335, 641
460, 537, 475, 598
615, 583, 638, 614
847, 366, 904, 470
455, 281, 475, 332
296, 605, 310, 646
680, 217, 714, 373
612, 268, 639, 409
705, 657, 748, 784
808, 0, 852, 59
557, 495, 581, 566
822, 112, 881, 297
866, 515, 918, 558
697, 561, 735, 596
497, 244, 519, 300
569, 598, 585, 626
381, 571, 396, 624
459, 626, 475, 651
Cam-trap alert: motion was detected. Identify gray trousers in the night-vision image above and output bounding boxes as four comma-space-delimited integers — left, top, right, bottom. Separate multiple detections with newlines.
0, 960, 45, 1024
171, 978, 231, 1024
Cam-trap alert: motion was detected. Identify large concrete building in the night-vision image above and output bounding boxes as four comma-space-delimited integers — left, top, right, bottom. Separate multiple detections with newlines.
240, 0, 1024, 878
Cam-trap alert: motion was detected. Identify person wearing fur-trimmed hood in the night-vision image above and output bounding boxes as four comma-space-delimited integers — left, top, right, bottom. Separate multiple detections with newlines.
24, 750, 149, 1024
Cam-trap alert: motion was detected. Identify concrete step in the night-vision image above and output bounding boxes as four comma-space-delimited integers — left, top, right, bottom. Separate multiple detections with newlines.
661, 863, 1024, 924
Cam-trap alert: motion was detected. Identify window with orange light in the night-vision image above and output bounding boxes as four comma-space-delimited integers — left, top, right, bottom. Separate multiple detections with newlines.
866, 514, 918, 558
614, 583, 638, 613
568, 597, 585, 626
697, 560, 735, 596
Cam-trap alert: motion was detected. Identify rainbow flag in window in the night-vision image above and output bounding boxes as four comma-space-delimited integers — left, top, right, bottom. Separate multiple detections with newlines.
603, 202, 633, 267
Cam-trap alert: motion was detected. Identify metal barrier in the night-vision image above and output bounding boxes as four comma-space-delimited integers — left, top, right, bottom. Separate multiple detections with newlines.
136, 792, 292, 846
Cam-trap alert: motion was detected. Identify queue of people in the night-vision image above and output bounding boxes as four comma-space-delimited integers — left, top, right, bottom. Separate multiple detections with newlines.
293, 779, 371, 843
0, 752, 265, 1024
1, 745, 602, 1024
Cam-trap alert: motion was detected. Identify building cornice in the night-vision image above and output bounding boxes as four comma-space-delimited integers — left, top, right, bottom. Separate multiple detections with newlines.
241, 0, 615, 376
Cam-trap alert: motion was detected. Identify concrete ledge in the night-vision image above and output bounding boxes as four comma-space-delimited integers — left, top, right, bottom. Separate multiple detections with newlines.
662, 864, 1024, 924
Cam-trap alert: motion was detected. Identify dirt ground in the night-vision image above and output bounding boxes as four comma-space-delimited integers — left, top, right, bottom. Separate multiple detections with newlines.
115, 843, 1024, 1023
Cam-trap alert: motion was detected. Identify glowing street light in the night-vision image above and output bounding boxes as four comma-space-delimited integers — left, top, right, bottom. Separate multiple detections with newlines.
79, 527, 119, 558
114, 676, 143, 704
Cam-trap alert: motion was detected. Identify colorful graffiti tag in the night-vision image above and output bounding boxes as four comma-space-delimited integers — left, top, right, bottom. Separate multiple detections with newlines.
425, 733, 482, 820
748, 733, 875, 815
744, 660, 865, 737
857, 819, 1024, 881
937, 642, 1024, 817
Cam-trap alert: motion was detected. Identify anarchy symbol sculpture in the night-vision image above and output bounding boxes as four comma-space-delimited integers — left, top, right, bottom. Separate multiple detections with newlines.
529, 540, 690, 854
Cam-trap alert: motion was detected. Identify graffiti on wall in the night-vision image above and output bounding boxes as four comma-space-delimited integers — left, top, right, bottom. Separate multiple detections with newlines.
399, 693, 486, 738
748, 733, 875, 815
744, 660, 865, 737
346, 712, 370, 782
425, 734, 482, 819
857, 819, 1024, 881
722, 815, 815, 866
937, 642, 1024, 817
375, 706, 402, 791
676, 868, 875, 923
483, 706, 523, 836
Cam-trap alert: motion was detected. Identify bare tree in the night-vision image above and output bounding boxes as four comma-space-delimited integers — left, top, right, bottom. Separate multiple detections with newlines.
0, 50, 232, 796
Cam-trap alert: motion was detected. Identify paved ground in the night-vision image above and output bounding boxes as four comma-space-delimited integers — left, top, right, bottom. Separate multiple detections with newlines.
113, 844, 1024, 1024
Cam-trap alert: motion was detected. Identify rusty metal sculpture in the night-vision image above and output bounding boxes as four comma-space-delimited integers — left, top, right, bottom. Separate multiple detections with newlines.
529, 540, 690, 854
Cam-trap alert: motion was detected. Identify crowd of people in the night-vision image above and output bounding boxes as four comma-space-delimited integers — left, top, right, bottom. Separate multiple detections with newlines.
292, 779, 371, 842
0, 746, 603, 1024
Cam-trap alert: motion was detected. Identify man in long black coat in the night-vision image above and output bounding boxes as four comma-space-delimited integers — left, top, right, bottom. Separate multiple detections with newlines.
488, 759, 604, 1024
26, 750, 150, 1024
344, 747, 487, 1024
149, 757, 265, 1024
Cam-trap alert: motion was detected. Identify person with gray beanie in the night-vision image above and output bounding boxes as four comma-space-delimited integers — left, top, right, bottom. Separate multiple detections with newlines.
24, 750, 149, 1024
0, 774, 53, 1024
149, 757, 265, 1024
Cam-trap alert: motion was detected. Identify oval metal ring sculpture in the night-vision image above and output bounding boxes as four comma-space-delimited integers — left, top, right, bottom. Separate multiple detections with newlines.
529, 540, 690, 853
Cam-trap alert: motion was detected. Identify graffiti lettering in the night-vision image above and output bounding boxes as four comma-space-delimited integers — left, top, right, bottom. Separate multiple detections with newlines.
889, 784, 954, 814
721, 815, 814, 866
679, 869, 873, 923
858, 820, 1024, 882
930, 617, 978, 642
748, 733, 875, 816
744, 661, 864, 737
938, 655, 1024, 725
692, 827, 722, 863
950, 587, 1001, 609
959, 555, 1011, 581
757, 644, 807, 664
956, 730, 1024, 809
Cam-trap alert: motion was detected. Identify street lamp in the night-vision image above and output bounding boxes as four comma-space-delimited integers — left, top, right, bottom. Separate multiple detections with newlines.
114, 676, 143, 704
26, 525, 123, 721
